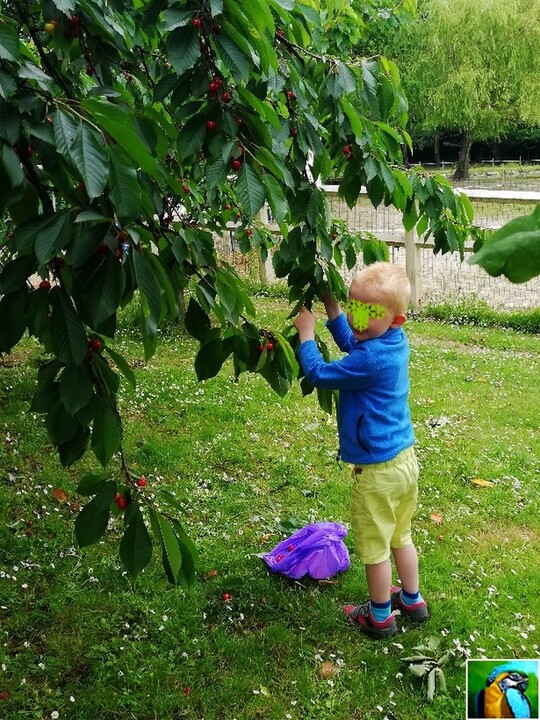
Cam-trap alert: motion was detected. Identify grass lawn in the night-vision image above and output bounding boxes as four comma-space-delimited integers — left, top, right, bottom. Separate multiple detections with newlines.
1, 296, 539, 720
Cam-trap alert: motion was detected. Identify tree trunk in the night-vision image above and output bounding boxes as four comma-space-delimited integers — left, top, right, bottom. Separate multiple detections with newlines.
433, 133, 441, 166
453, 132, 473, 180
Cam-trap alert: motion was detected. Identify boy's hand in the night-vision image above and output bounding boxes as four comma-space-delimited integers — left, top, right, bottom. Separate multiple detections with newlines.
294, 307, 316, 343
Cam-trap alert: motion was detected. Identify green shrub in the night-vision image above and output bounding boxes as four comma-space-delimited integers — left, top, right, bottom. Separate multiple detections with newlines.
417, 297, 540, 334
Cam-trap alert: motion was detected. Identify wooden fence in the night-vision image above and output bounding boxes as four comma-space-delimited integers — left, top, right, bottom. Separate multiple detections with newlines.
250, 186, 540, 311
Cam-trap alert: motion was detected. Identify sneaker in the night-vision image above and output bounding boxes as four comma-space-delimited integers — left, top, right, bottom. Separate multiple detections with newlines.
343, 602, 397, 639
391, 586, 430, 623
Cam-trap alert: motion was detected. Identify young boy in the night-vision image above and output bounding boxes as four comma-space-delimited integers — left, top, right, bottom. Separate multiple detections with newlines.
294, 261, 429, 639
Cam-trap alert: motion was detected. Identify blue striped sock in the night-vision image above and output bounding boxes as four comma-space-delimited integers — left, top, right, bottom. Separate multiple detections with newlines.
401, 589, 423, 607
369, 599, 392, 622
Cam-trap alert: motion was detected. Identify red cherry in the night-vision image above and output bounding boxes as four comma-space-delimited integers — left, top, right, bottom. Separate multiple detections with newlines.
53, 257, 65, 269
25, 146, 34, 159
222, 593, 231, 601
235, 117, 244, 126
0, 691, 8, 700
191, 17, 202, 28
287, 544, 295, 551
342, 146, 350, 155
235, 212, 241, 219
221, 92, 231, 103
208, 81, 219, 94
114, 247, 123, 258
290, 127, 298, 136
225, 204, 232, 210
78, 181, 85, 191
136, 477, 147, 487
72, 15, 80, 25
266, 342, 274, 351
206, 120, 216, 131
97, 242, 109, 256
115, 492, 129, 509
182, 184, 189, 194
276, 554, 284, 561
231, 159, 242, 171
39, 280, 51, 290
212, 23, 221, 34
287, 90, 296, 100
258, 344, 265, 353
86, 66, 94, 76
88, 338, 102, 353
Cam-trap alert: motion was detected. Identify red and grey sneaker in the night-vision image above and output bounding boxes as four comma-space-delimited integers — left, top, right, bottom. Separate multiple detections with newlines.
391, 586, 430, 623
343, 602, 397, 639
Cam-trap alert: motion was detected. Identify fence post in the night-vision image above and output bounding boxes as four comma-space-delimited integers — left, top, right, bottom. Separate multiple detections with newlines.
404, 229, 421, 310
258, 204, 276, 284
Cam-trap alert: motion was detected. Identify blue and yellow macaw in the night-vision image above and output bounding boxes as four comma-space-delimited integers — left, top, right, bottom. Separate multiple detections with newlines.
476, 664, 532, 718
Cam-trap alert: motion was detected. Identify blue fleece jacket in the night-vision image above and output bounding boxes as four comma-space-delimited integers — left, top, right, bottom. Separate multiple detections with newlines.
297, 312, 415, 465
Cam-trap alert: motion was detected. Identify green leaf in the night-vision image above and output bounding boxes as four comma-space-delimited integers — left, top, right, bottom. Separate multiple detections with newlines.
0, 24, 20, 62
469, 206, 540, 283
108, 145, 141, 221
91, 403, 123, 467
69, 125, 109, 201
177, 115, 206, 162
171, 519, 198, 586
34, 211, 73, 265
149, 508, 182, 580
45, 399, 80, 446
76, 472, 112, 497
53, 110, 79, 157
0, 287, 27, 352
75, 483, 116, 547
58, 425, 90, 467
167, 26, 200, 76
50, 290, 88, 366
263, 174, 288, 224
341, 95, 363, 138
59, 363, 93, 415
104, 346, 136, 389
83, 98, 160, 179
195, 338, 230, 380
120, 504, 153, 577
79, 252, 123, 327
236, 164, 266, 219
0, 255, 36, 294
214, 33, 251, 81
133, 250, 162, 333
184, 298, 211, 342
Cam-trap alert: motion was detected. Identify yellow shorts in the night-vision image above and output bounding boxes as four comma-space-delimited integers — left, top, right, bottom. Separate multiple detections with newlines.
350, 446, 419, 565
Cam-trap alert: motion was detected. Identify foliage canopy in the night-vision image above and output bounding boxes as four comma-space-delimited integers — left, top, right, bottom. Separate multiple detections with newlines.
0, 0, 513, 583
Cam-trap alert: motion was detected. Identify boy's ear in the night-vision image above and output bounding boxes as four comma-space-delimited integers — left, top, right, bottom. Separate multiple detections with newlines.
391, 313, 406, 328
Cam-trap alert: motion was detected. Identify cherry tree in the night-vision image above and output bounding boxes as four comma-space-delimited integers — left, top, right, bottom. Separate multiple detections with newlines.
0, 0, 476, 583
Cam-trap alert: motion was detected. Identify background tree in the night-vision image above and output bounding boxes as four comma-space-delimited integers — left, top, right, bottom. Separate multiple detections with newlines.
365, 0, 540, 178
0, 0, 477, 583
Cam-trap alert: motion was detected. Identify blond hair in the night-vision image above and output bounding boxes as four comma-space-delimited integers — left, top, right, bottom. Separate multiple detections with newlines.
349, 262, 411, 316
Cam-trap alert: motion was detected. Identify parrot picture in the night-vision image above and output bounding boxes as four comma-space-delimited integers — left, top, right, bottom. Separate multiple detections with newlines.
476, 664, 532, 718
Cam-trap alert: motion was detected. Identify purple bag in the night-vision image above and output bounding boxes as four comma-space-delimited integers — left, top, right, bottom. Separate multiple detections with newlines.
263, 522, 350, 580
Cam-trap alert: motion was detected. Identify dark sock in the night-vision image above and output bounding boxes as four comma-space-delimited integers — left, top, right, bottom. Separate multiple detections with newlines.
401, 589, 423, 606
369, 599, 392, 622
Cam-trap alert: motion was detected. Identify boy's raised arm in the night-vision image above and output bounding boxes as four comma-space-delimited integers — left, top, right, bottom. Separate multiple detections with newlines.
322, 289, 342, 322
